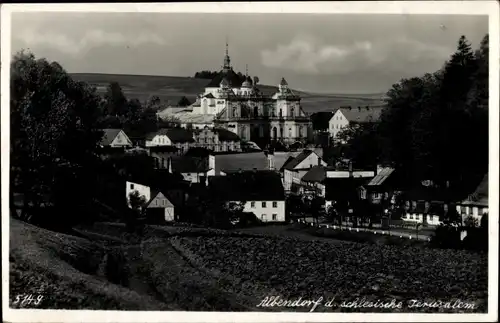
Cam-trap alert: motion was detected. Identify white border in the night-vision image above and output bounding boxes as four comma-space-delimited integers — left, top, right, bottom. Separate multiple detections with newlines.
1, 2, 499, 323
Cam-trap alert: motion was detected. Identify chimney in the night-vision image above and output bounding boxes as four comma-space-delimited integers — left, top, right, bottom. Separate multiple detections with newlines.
208, 154, 215, 170
358, 106, 361, 112
267, 152, 275, 170
167, 157, 173, 174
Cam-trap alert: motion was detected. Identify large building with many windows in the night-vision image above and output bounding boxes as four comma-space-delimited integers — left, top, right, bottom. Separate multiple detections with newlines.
159, 42, 312, 148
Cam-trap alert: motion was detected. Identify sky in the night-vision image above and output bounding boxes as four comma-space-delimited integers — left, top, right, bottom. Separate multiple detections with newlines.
11, 12, 488, 94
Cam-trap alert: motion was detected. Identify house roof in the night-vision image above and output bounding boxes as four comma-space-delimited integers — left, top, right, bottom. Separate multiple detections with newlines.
366, 167, 395, 186
100, 129, 122, 146
282, 149, 316, 171
337, 107, 383, 123
174, 112, 215, 124
214, 128, 241, 142
145, 128, 195, 143
145, 191, 175, 208
214, 152, 268, 173
405, 185, 465, 203
461, 174, 488, 206
206, 69, 243, 88
208, 171, 285, 201
203, 93, 215, 99
301, 165, 329, 183
170, 156, 210, 173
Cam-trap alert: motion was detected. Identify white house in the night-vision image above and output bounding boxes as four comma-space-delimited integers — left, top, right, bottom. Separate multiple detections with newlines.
125, 180, 175, 222
209, 171, 287, 222
328, 106, 383, 140
99, 129, 133, 148
145, 128, 195, 154
280, 149, 327, 192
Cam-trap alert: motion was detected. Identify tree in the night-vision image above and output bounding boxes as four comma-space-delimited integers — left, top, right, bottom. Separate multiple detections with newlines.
10, 50, 102, 230
337, 122, 380, 169
129, 191, 147, 213
104, 82, 128, 116
378, 35, 488, 194
253, 76, 260, 85
178, 96, 192, 107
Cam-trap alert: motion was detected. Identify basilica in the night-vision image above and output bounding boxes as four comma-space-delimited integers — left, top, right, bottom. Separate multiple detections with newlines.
160, 43, 312, 148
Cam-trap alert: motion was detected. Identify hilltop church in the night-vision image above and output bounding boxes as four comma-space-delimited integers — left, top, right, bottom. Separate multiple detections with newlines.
158, 42, 312, 148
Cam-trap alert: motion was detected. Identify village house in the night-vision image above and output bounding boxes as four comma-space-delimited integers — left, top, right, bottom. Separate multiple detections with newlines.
166, 155, 218, 185
401, 186, 458, 226
125, 180, 175, 223
208, 171, 286, 222
324, 176, 373, 212
358, 167, 399, 204
99, 129, 134, 149
328, 106, 383, 141
193, 127, 242, 152
280, 149, 327, 192
149, 146, 181, 168
145, 128, 195, 154
455, 174, 488, 226
125, 171, 190, 223
98, 129, 133, 158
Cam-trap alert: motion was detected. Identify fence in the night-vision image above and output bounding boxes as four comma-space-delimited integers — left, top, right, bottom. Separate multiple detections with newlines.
296, 219, 431, 242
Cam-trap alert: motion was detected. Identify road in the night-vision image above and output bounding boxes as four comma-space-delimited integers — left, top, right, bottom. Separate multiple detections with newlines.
297, 220, 433, 241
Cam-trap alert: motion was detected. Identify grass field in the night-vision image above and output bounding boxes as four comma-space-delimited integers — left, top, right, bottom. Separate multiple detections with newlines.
9, 219, 487, 312
70, 73, 386, 113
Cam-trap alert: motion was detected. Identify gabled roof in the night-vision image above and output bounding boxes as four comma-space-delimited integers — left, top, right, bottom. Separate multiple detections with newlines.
214, 128, 241, 142
206, 69, 243, 88
279, 156, 297, 172
145, 191, 175, 208
461, 174, 488, 206
337, 107, 383, 123
301, 165, 329, 183
365, 167, 395, 186
145, 128, 195, 143
208, 171, 285, 201
282, 149, 317, 171
214, 152, 268, 173
203, 93, 215, 99
100, 129, 123, 146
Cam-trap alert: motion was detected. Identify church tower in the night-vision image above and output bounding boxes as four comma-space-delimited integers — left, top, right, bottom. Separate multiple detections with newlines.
222, 38, 231, 74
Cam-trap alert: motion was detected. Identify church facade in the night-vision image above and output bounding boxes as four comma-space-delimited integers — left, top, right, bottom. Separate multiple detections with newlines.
170, 43, 312, 148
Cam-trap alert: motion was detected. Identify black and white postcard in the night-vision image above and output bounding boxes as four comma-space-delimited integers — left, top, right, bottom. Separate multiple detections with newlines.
1, 2, 498, 322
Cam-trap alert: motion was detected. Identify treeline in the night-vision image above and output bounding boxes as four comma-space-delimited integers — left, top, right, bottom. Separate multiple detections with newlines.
335, 34, 489, 195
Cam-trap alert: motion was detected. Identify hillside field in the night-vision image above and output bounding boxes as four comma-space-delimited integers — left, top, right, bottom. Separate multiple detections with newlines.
9, 219, 487, 312
70, 73, 386, 113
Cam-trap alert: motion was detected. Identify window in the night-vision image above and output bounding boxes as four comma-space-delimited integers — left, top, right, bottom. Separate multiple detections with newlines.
272, 201, 278, 208
261, 214, 267, 221
251, 201, 255, 208
130, 184, 134, 189
410, 214, 414, 220
272, 214, 277, 221
262, 202, 267, 208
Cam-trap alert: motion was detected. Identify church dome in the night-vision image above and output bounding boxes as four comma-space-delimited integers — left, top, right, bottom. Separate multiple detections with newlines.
241, 76, 253, 88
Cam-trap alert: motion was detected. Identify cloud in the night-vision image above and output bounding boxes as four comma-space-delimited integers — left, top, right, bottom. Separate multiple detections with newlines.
260, 34, 451, 75
14, 29, 166, 56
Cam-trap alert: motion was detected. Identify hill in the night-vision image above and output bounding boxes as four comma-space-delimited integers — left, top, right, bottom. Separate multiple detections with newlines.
70, 73, 386, 113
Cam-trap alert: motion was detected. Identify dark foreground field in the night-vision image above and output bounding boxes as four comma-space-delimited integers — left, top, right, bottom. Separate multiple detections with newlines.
9, 219, 487, 312
70, 73, 386, 113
